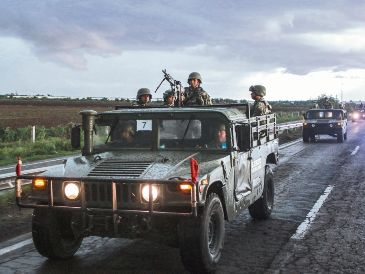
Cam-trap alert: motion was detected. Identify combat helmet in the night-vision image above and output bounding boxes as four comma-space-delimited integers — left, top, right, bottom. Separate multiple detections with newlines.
188, 72, 202, 83
217, 123, 226, 131
249, 85, 266, 97
136, 88, 152, 100
163, 89, 175, 101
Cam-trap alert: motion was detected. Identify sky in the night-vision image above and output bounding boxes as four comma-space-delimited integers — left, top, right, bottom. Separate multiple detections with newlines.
1, 0, 365, 101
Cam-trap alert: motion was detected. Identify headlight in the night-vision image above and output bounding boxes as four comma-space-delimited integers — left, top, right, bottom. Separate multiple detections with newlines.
64, 181, 80, 200
353, 113, 359, 119
141, 184, 159, 202
329, 124, 333, 128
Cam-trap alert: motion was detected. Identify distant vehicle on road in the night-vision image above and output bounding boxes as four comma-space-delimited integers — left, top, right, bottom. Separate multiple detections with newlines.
16, 104, 278, 273
350, 109, 365, 122
302, 108, 347, 143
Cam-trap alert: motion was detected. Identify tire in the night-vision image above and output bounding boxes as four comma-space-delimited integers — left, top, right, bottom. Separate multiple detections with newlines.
310, 134, 316, 142
302, 130, 310, 143
344, 132, 347, 140
337, 131, 344, 143
32, 208, 83, 259
249, 165, 274, 220
178, 193, 225, 273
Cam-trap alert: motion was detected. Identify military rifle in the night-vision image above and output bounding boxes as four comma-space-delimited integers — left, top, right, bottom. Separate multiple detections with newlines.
154, 69, 184, 106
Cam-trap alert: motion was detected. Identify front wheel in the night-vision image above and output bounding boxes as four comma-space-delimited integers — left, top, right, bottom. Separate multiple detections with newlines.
32, 208, 83, 259
337, 131, 344, 143
302, 129, 310, 143
178, 193, 225, 273
249, 165, 274, 219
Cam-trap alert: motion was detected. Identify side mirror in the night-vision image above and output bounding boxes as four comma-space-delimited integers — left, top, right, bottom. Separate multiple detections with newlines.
71, 125, 81, 149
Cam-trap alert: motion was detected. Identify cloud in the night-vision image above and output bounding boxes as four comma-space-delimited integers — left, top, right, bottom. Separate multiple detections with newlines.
1, 0, 365, 73
1, 0, 365, 101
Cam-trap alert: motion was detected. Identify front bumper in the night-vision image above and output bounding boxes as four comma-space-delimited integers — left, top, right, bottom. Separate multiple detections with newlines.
303, 124, 344, 135
16, 176, 197, 218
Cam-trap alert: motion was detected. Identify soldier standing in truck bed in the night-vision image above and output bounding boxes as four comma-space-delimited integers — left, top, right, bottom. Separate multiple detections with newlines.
322, 97, 333, 109
133, 88, 152, 107
163, 90, 176, 107
184, 72, 212, 106
249, 85, 272, 116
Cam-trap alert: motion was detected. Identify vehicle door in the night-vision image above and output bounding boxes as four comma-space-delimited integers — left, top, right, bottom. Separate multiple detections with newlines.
233, 124, 252, 200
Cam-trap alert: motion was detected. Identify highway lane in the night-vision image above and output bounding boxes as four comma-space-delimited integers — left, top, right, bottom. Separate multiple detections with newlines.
0, 121, 364, 273
0, 156, 68, 176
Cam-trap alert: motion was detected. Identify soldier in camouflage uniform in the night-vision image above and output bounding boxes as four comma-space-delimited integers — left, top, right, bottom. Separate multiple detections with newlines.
312, 103, 319, 109
134, 88, 152, 107
322, 97, 333, 109
184, 72, 212, 106
250, 85, 272, 116
163, 90, 176, 107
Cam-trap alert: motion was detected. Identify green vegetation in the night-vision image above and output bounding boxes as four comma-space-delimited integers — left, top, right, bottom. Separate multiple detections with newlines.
0, 125, 78, 166
0, 138, 78, 166
276, 111, 303, 123
0, 185, 31, 207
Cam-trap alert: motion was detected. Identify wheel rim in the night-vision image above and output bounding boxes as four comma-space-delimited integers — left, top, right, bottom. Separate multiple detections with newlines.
208, 212, 219, 255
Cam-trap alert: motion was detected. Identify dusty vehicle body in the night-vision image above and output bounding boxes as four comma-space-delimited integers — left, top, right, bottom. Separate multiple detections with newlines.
16, 104, 278, 273
303, 108, 348, 143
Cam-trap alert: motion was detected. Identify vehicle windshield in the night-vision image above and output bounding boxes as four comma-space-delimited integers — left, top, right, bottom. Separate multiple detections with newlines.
306, 110, 343, 120
93, 116, 229, 150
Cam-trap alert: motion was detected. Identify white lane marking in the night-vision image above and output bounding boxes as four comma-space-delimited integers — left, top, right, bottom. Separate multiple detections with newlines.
0, 238, 33, 256
351, 146, 360, 156
291, 185, 334, 240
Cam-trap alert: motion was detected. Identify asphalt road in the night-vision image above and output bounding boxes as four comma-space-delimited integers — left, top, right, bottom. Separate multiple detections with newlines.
0, 121, 364, 273
0, 156, 68, 176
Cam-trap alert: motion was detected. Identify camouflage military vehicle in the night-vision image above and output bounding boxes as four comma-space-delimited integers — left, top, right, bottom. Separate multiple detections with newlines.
303, 108, 348, 143
16, 104, 278, 273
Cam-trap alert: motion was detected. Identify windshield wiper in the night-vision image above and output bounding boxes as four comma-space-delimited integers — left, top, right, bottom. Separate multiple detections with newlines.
180, 115, 194, 145
105, 118, 119, 144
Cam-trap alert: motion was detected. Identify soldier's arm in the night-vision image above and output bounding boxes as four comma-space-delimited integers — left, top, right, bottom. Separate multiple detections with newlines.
254, 102, 266, 116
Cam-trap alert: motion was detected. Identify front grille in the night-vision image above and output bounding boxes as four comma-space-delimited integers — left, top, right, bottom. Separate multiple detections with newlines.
85, 181, 141, 208
88, 159, 152, 178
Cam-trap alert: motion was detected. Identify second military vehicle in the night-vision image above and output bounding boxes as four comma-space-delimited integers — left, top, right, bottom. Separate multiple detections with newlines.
303, 108, 348, 143
16, 104, 278, 273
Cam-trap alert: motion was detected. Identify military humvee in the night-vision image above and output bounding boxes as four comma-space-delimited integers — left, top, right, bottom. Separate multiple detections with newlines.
303, 108, 348, 143
16, 104, 278, 273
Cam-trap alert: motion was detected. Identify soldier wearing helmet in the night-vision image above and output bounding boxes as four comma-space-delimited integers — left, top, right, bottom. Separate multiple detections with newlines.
135, 88, 152, 107
184, 72, 212, 106
163, 89, 176, 107
249, 85, 272, 116
322, 97, 333, 109
113, 123, 135, 145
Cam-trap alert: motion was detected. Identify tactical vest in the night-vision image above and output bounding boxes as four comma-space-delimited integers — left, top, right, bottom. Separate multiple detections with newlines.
184, 87, 212, 106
